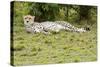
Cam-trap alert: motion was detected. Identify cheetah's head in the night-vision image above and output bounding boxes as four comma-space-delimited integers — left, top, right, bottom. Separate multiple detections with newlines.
23, 15, 35, 26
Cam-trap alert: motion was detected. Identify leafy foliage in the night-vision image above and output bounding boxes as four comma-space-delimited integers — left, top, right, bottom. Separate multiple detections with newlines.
12, 1, 97, 24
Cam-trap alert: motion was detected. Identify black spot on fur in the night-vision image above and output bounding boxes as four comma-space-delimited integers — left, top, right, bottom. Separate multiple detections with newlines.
85, 27, 90, 31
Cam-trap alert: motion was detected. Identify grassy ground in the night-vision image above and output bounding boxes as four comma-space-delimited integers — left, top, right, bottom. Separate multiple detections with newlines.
11, 22, 97, 66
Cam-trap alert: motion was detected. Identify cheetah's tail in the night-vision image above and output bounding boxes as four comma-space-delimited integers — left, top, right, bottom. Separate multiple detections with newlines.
76, 27, 90, 33
68, 26, 90, 33
84, 27, 90, 31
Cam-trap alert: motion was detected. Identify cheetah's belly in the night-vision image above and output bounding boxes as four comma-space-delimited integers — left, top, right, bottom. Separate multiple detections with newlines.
41, 22, 64, 32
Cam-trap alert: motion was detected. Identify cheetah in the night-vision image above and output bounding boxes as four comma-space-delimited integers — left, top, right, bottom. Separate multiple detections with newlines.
23, 15, 89, 34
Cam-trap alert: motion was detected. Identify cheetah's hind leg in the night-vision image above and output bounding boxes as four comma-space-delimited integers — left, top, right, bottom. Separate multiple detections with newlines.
41, 30, 51, 35
43, 31, 51, 35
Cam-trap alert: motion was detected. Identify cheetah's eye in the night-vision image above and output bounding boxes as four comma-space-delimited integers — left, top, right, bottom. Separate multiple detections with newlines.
29, 18, 31, 20
25, 17, 27, 19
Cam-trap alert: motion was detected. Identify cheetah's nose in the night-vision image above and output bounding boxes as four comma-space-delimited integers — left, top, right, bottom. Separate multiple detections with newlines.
27, 21, 29, 23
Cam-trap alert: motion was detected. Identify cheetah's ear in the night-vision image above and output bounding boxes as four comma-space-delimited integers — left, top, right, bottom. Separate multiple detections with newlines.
33, 16, 35, 19
32, 16, 35, 21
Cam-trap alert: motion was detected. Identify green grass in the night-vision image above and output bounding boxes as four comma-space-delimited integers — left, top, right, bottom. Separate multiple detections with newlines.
12, 23, 97, 66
